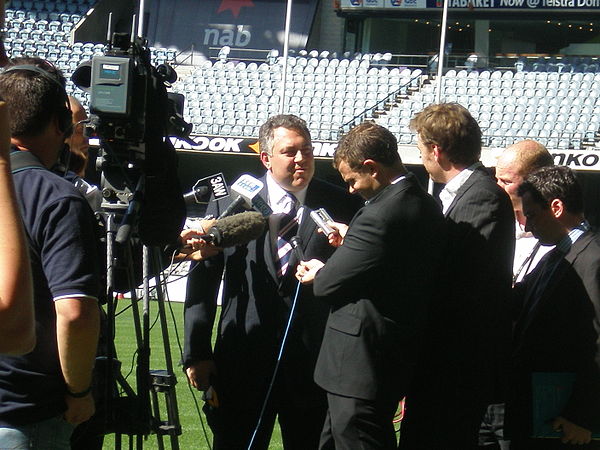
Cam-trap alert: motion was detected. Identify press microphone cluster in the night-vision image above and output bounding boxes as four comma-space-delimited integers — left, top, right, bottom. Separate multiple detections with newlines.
218, 174, 273, 219
200, 211, 266, 247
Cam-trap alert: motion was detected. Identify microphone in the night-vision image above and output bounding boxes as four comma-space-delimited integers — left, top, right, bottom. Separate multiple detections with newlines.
290, 236, 305, 261
200, 211, 266, 247
183, 173, 229, 205
218, 174, 273, 219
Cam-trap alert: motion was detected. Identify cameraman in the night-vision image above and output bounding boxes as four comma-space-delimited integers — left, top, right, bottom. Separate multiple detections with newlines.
0, 62, 101, 448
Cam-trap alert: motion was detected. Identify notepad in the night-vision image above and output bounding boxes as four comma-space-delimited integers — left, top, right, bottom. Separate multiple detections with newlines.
531, 372, 600, 439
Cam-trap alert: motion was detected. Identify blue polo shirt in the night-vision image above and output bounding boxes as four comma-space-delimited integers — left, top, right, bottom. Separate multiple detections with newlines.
0, 152, 101, 426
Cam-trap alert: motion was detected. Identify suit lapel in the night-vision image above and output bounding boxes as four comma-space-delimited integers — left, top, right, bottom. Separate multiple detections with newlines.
565, 231, 594, 266
515, 253, 568, 340
259, 180, 280, 282
444, 166, 486, 218
515, 234, 592, 342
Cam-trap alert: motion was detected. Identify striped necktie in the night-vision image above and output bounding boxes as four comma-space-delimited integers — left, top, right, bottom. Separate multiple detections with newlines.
276, 195, 299, 278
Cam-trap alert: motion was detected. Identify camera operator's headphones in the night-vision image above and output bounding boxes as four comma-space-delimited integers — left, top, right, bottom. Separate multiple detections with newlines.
2, 64, 73, 138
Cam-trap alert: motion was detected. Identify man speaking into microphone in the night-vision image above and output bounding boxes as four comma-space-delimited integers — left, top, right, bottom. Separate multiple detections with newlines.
296, 122, 446, 449
183, 114, 360, 449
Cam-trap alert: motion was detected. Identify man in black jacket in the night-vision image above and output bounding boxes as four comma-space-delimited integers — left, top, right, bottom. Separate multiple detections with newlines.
507, 165, 600, 450
183, 114, 360, 449
297, 122, 446, 449
400, 103, 515, 449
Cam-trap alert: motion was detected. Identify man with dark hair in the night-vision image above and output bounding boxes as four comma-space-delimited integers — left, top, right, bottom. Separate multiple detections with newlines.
183, 114, 360, 449
400, 103, 515, 449
0, 63, 101, 448
507, 165, 600, 449
297, 121, 446, 449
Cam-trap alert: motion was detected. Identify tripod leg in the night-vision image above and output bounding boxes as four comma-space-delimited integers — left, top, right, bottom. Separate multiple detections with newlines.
149, 247, 182, 450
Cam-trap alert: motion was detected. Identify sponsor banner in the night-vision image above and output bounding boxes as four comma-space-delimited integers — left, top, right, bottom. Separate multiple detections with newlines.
426, 0, 600, 9
551, 150, 600, 171
171, 136, 600, 171
340, 0, 363, 6
146, 0, 319, 54
341, 0, 600, 9
387, 0, 427, 8
171, 135, 338, 158
481, 146, 600, 171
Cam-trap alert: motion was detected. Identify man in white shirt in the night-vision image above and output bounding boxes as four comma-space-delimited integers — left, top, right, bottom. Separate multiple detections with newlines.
475, 140, 556, 450
496, 140, 555, 284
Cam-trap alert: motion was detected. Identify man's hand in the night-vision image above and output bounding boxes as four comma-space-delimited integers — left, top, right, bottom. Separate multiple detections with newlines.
176, 220, 221, 261
552, 416, 592, 445
64, 393, 95, 425
296, 259, 325, 284
319, 221, 348, 247
185, 360, 217, 392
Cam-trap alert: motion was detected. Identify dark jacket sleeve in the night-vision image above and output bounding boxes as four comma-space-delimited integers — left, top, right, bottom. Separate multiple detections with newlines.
563, 248, 600, 431
181, 200, 228, 366
182, 253, 224, 366
313, 207, 384, 303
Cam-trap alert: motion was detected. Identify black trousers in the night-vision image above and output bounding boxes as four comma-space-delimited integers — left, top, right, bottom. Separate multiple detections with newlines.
399, 383, 487, 450
208, 374, 327, 450
319, 392, 399, 450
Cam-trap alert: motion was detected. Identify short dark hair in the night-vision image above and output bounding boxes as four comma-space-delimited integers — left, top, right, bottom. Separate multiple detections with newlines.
334, 121, 400, 170
517, 165, 583, 214
410, 103, 482, 166
258, 114, 311, 156
0, 58, 70, 138
5, 57, 67, 87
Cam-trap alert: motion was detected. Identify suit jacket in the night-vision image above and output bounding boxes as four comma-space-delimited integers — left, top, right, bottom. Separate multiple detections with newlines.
508, 231, 600, 435
183, 176, 360, 406
425, 165, 515, 402
313, 174, 446, 401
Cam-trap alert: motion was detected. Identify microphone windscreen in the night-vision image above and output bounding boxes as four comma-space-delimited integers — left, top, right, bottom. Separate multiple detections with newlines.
209, 211, 266, 247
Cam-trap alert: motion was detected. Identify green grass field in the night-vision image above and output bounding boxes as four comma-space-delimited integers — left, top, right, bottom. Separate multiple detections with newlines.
104, 299, 284, 449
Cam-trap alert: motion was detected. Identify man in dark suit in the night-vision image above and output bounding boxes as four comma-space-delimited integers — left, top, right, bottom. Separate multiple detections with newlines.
296, 122, 446, 449
400, 103, 515, 449
506, 165, 600, 450
183, 114, 360, 450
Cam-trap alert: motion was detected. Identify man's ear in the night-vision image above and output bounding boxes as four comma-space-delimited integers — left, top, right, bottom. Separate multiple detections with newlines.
550, 198, 564, 218
362, 159, 377, 176
260, 152, 271, 170
431, 144, 442, 162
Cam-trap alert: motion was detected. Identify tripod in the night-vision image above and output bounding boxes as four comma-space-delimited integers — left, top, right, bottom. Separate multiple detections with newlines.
98, 210, 182, 450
